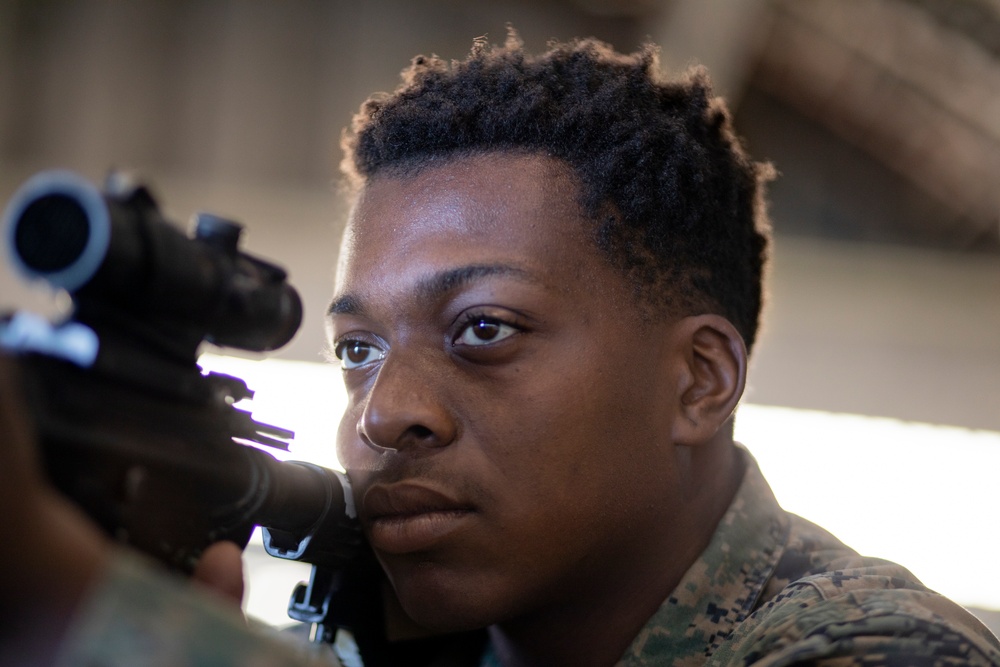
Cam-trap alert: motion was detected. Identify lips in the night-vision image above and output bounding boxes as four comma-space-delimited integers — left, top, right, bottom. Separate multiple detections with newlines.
362, 482, 476, 554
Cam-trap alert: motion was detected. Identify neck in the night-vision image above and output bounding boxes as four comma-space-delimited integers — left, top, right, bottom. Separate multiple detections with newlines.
488, 434, 745, 667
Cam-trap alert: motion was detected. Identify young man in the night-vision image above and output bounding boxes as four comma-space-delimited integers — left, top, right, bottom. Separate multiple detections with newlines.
2, 34, 998, 667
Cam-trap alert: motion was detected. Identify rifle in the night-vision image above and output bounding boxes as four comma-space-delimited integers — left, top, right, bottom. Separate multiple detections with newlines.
0, 170, 362, 640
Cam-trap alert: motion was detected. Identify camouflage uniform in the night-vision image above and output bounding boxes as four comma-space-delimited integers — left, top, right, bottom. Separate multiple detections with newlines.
58, 447, 1000, 666
55, 553, 346, 667
606, 447, 1000, 666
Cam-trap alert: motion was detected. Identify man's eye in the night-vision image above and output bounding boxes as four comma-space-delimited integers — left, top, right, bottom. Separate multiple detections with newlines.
335, 340, 384, 370
455, 317, 517, 347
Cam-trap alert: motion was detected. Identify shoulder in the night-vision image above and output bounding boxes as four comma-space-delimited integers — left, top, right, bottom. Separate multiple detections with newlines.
717, 554, 1000, 666
60, 552, 346, 667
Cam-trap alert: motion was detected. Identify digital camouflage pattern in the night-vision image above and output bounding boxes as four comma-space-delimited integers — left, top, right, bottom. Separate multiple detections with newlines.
609, 448, 1000, 667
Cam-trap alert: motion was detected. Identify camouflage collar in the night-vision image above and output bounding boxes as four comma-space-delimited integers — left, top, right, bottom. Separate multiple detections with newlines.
616, 447, 789, 666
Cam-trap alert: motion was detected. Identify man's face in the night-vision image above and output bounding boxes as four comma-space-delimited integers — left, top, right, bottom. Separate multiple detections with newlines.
331, 153, 688, 630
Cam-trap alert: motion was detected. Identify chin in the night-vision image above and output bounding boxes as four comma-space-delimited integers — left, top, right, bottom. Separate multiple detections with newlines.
386, 562, 513, 633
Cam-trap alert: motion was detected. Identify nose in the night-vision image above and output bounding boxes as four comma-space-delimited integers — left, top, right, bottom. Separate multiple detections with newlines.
358, 351, 457, 453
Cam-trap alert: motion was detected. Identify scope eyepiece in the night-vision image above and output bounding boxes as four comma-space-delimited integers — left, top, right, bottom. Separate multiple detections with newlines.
3, 170, 111, 292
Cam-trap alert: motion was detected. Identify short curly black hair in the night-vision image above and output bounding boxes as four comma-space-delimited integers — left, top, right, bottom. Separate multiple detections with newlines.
341, 32, 772, 352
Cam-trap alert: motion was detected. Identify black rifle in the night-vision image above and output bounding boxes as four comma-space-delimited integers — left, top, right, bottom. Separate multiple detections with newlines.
1, 172, 490, 664
0, 170, 361, 626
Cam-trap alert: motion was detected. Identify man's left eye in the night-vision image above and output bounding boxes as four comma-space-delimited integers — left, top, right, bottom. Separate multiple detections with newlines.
455, 317, 517, 347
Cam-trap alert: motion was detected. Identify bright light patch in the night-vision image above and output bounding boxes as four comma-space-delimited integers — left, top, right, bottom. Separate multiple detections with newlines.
735, 404, 1000, 612
198, 353, 346, 626
200, 355, 1000, 622
199, 353, 345, 469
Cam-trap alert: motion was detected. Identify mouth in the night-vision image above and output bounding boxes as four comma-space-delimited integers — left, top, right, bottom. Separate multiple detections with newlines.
363, 482, 476, 554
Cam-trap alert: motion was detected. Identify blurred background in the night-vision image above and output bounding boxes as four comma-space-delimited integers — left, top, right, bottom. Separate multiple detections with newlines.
1, 0, 998, 631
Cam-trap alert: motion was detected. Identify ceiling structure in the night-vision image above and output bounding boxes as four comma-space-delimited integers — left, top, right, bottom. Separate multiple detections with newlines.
750, 0, 1000, 251
562, 0, 1000, 250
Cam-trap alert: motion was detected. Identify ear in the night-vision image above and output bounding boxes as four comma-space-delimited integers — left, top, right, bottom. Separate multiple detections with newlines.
669, 314, 747, 447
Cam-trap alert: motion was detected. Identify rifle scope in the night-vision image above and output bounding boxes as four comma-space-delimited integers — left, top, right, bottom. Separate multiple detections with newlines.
2, 170, 302, 352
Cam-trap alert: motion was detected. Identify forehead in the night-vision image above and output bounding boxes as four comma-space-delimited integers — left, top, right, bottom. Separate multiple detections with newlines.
334, 153, 603, 297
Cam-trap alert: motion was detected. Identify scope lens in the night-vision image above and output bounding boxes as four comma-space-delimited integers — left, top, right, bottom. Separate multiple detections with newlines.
14, 194, 90, 273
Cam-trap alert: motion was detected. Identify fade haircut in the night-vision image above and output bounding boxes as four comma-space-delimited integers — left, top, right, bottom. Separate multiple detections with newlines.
341, 32, 773, 352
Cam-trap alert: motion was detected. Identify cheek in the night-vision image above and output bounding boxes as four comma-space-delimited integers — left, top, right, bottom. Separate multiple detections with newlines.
495, 342, 667, 454
475, 360, 666, 518
440, 376, 668, 610
503, 365, 676, 554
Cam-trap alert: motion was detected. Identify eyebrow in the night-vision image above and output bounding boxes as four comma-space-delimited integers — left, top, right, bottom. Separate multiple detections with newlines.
327, 263, 535, 317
